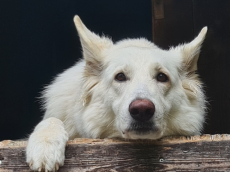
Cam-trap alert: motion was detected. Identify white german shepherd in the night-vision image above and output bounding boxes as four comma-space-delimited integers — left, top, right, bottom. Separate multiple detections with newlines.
26, 16, 207, 171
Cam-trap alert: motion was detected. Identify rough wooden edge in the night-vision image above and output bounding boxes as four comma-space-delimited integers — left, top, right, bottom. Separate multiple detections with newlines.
1, 134, 230, 148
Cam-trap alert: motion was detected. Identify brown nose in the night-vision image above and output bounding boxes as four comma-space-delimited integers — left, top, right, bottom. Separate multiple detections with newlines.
129, 99, 155, 122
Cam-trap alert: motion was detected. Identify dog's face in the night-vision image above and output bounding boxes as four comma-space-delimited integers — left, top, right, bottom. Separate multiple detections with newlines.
103, 45, 182, 139
74, 16, 207, 139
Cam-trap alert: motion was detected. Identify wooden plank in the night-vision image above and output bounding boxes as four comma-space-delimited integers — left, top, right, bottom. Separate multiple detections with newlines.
152, 0, 164, 20
152, 0, 194, 49
1, 134, 230, 171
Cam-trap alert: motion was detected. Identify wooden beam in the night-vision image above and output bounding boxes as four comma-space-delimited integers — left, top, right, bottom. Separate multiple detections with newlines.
152, 0, 194, 49
1, 134, 230, 171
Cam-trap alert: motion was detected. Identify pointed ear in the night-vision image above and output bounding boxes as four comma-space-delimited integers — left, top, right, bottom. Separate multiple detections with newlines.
73, 15, 113, 74
74, 16, 113, 106
181, 27, 208, 72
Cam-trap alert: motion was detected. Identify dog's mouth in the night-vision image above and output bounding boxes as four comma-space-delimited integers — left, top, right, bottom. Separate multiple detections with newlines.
122, 121, 161, 139
127, 121, 158, 134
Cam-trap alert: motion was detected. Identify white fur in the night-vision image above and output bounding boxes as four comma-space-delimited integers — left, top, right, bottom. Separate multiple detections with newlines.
26, 16, 207, 171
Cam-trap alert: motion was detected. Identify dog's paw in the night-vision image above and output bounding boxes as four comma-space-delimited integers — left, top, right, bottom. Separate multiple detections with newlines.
26, 117, 69, 171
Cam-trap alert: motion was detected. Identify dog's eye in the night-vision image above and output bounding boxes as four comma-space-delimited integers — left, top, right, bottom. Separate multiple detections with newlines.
115, 73, 127, 82
156, 73, 168, 82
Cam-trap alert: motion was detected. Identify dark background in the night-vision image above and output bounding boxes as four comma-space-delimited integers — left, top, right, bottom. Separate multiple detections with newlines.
1, 0, 230, 141
152, 0, 230, 135
0, 0, 152, 140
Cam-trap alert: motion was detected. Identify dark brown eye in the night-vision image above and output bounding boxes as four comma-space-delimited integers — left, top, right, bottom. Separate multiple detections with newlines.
156, 73, 168, 82
115, 73, 127, 82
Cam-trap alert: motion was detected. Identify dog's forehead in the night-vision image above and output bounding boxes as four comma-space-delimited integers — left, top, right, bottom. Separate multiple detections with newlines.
107, 43, 181, 68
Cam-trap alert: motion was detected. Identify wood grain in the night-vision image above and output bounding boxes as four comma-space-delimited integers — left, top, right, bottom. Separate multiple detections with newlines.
1, 134, 230, 171
152, 0, 194, 49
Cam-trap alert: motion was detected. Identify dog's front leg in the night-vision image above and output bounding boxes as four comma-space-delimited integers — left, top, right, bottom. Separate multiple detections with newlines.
26, 117, 69, 171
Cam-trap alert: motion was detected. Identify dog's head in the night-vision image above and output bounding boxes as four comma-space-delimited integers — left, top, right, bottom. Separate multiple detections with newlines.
74, 16, 207, 139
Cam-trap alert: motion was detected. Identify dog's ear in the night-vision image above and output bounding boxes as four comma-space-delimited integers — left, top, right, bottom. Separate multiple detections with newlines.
74, 16, 113, 106
180, 27, 208, 73
73, 15, 113, 75
174, 27, 207, 101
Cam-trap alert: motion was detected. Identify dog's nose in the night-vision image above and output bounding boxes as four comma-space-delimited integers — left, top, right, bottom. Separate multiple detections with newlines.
129, 99, 155, 122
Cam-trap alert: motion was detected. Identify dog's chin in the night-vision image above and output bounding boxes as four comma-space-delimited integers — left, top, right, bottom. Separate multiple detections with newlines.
121, 122, 163, 140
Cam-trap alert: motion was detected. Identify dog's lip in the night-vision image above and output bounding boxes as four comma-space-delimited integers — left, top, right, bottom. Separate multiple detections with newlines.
122, 127, 159, 135
121, 127, 163, 140
128, 121, 157, 132
127, 128, 159, 136
121, 122, 161, 139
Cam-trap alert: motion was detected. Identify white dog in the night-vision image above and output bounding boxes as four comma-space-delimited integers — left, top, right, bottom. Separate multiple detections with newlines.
26, 16, 207, 171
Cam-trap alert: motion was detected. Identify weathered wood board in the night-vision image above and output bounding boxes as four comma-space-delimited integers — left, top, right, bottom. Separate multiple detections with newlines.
1, 134, 230, 171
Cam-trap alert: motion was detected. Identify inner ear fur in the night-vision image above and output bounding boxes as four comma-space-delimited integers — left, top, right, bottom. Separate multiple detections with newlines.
73, 15, 113, 105
180, 27, 207, 100
73, 15, 113, 76
181, 27, 208, 73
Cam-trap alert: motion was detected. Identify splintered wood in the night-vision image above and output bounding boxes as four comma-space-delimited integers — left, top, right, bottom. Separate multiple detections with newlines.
1, 134, 230, 171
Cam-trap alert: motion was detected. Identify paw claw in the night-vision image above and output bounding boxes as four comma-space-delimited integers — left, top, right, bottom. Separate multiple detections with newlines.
55, 163, 59, 171
29, 161, 33, 167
